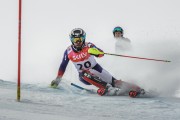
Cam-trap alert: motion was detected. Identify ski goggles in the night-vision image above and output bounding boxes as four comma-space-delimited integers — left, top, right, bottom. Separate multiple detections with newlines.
71, 37, 84, 43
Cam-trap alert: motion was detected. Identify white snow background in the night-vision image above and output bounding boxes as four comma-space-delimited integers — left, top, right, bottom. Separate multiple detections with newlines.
0, 0, 180, 120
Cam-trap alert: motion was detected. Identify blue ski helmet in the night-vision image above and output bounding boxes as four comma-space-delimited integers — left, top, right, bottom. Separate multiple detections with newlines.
113, 26, 123, 36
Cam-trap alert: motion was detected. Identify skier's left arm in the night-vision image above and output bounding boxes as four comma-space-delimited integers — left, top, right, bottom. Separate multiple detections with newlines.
87, 42, 104, 57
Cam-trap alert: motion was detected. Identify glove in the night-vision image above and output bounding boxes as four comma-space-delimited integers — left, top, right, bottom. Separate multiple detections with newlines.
51, 77, 62, 88
88, 48, 104, 57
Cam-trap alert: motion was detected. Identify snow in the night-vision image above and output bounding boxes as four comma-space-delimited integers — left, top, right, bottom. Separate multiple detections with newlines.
1, 80, 180, 120
1, 0, 180, 119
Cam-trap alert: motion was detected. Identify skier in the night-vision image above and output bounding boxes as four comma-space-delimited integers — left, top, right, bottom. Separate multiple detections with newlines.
51, 28, 144, 97
113, 26, 132, 52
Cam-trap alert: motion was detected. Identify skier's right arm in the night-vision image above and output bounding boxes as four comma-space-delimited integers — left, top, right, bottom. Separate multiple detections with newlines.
51, 50, 69, 88
57, 50, 69, 78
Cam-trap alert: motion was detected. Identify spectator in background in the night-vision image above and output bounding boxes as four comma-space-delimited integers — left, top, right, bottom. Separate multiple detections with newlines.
113, 26, 132, 53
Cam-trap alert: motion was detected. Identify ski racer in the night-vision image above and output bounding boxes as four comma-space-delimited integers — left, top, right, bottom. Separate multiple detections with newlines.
51, 28, 144, 97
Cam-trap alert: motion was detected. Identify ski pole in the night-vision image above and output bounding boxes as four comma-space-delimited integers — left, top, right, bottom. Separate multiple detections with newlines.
104, 53, 171, 62
71, 83, 96, 93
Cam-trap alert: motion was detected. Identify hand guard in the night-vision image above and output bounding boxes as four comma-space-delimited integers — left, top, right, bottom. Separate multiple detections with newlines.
51, 77, 62, 88
88, 48, 104, 57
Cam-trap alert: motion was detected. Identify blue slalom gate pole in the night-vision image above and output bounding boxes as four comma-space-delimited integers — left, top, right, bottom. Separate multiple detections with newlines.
71, 83, 96, 93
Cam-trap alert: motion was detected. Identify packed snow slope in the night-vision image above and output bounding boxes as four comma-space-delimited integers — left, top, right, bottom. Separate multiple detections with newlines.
0, 80, 180, 120
0, 0, 180, 120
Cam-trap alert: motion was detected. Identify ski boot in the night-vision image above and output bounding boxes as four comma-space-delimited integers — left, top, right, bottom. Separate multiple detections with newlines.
129, 89, 145, 98
97, 87, 107, 96
97, 84, 124, 96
